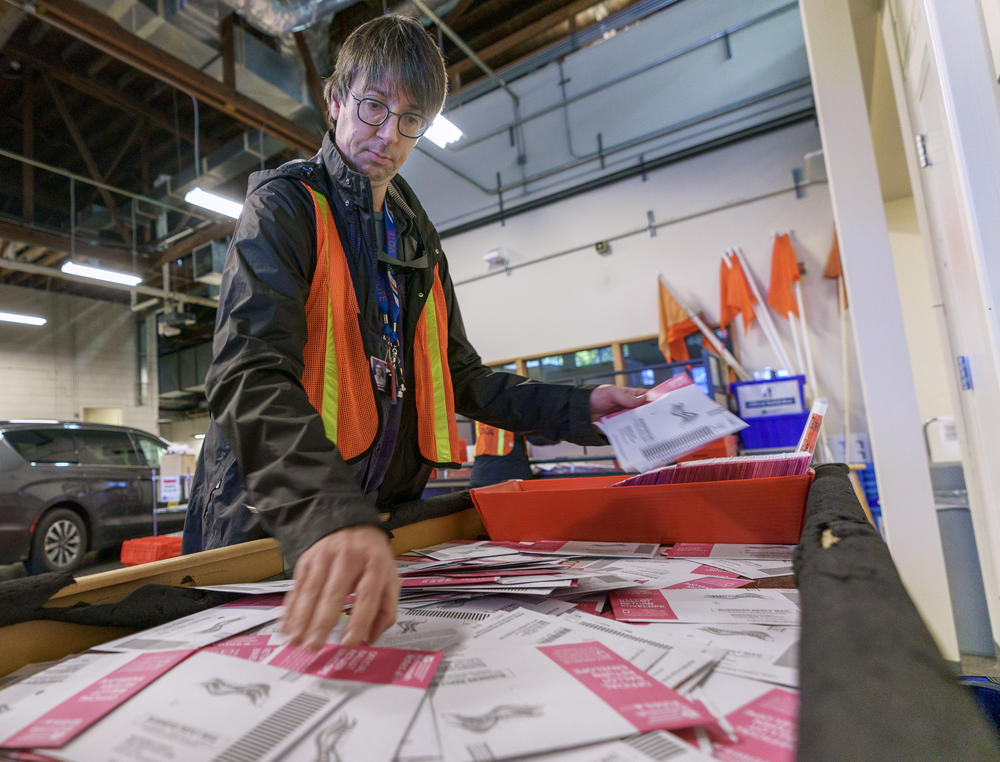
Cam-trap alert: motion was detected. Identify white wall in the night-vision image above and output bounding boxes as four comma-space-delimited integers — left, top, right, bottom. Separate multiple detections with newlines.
0, 283, 158, 434
160, 415, 209, 456
443, 121, 865, 441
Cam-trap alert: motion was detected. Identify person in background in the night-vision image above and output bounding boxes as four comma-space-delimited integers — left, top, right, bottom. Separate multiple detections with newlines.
469, 422, 533, 488
181, 14, 647, 651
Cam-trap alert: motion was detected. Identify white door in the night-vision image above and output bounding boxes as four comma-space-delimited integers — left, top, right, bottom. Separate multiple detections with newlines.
883, 0, 1000, 645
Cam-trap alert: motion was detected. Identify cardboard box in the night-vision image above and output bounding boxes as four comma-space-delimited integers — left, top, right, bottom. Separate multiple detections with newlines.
471, 473, 812, 545
159, 453, 196, 477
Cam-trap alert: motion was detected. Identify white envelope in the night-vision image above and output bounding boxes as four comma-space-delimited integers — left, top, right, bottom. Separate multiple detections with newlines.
610, 589, 800, 625
431, 642, 714, 762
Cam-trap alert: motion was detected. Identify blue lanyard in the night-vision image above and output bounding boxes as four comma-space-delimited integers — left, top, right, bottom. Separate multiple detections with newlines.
375, 207, 400, 343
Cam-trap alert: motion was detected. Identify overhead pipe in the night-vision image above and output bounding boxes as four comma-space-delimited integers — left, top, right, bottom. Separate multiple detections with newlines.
416, 78, 813, 196
449, 2, 798, 152
409, 0, 528, 173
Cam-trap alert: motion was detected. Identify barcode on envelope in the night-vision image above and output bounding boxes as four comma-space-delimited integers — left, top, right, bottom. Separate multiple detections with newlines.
213, 691, 331, 762
625, 731, 689, 759
639, 427, 714, 461
408, 608, 494, 621
574, 619, 674, 650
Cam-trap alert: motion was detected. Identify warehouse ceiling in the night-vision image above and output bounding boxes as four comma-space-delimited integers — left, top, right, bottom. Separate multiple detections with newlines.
0, 0, 814, 412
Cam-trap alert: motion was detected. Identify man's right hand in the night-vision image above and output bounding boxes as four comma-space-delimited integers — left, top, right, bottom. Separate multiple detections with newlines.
280, 524, 399, 650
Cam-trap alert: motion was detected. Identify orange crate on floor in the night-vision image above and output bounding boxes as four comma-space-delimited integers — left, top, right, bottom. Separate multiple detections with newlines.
470, 473, 812, 545
120, 536, 183, 566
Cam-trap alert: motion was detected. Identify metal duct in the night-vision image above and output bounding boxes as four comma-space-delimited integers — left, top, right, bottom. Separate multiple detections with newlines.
216, 0, 360, 36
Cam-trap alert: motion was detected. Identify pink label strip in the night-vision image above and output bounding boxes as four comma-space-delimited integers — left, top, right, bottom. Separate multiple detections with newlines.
538, 642, 712, 733
666, 577, 753, 590
269, 644, 443, 689
2, 650, 193, 749
714, 688, 799, 762
609, 589, 678, 621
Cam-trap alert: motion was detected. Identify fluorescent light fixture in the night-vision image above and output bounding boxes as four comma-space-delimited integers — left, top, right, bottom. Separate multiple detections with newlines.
61, 261, 142, 287
194, 433, 206, 440
10, 419, 58, 424
185, 187, 243, 219
0, 311, 47, 326
423, 113, 463, 148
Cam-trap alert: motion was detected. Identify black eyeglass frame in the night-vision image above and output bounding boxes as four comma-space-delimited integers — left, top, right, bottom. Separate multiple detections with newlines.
349, 91, 429, 139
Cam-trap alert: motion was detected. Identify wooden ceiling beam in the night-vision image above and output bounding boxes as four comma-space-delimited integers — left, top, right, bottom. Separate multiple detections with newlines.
0, 219, 135, 270
81, 120, 145, 212
442, 0, 477, 26
0, 5, 26, 51
44, 73, 132, 246
8, 44, 205, 147
293, 31, 328, 126
448, 0, 601, 77
31, 0, 321, 154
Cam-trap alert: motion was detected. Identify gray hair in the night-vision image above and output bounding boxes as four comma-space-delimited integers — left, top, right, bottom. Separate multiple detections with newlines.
324, 14, 448, 120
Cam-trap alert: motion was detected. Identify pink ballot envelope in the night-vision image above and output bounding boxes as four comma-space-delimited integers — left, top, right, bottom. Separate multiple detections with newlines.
714, 687, 799, 762
595, 374, 747, 472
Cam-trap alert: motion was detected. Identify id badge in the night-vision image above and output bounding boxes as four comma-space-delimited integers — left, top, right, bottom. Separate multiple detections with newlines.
371, 356, 390, 392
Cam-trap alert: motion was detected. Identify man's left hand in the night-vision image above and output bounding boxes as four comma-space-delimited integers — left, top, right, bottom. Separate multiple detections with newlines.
589, 384, 648, 421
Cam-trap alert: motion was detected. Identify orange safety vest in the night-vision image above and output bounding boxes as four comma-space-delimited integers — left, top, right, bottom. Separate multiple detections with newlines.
298, 183, 461, 465
474, 422, 516, 457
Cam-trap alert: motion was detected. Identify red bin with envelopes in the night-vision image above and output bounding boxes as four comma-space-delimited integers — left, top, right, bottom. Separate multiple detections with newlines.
470, 473, 813, 545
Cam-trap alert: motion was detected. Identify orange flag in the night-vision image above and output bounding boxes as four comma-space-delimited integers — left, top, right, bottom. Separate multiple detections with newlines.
767, 234, 800, 318
720, 255, 756, 334
823, 230, 848, 309
658, 281, 697, 363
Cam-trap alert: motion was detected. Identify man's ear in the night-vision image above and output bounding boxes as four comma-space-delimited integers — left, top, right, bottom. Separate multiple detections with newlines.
329, 91, 342, 123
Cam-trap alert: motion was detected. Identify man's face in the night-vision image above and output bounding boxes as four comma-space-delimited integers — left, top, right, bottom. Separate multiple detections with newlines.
330, 79, 423, 194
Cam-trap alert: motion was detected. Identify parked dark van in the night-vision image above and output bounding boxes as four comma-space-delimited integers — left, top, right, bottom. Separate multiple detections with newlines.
0, 420, 186, 573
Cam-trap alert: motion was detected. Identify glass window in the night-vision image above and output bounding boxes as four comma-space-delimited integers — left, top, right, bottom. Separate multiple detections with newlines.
524, 346, 613, 386
488, 362, 518, 373
72, 430, 141, 466
135, 435, 168, 469
4, 429, 78, 463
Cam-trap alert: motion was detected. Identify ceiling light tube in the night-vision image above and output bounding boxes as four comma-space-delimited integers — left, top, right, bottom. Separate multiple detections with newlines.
61, 261, 142, 287
0, 311, 47, 326
423, 113, 464, 148
185, 187, 243, 219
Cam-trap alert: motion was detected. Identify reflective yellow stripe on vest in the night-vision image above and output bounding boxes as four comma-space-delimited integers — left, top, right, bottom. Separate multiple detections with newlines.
299, 182, 460, 466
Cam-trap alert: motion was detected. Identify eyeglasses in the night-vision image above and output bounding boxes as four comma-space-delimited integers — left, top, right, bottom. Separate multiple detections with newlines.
350, 92, 429, 139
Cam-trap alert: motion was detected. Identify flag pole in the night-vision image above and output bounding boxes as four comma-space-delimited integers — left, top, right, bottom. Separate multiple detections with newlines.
794, 280, 819, 398
727, 249, 794, 372
657, 273, 752, 381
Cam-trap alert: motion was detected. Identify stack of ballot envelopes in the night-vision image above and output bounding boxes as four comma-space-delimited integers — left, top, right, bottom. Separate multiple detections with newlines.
0, 539, 802, 762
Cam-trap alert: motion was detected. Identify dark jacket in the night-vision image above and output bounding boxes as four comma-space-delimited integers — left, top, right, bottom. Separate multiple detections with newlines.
182, 131, 602, 569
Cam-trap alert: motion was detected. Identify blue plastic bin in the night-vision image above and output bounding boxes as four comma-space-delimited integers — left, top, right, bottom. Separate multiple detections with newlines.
738, 412, 810, 450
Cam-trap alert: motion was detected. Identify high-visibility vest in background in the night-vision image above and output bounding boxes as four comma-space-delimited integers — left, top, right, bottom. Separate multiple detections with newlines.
474, 422, 516, 457
298, 182, 461, 465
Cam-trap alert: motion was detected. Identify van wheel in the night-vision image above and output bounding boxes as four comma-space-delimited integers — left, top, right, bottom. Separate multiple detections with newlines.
28, 509, 87, 574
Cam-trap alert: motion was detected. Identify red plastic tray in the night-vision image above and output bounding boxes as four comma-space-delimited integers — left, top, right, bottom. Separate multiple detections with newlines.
120, 535, 183, 566
470, 473, 812, 545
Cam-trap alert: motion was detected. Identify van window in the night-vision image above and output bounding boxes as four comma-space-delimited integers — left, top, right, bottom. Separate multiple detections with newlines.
4, 429, 78, 463
73, 430, 141, 466
135, 435, 168, 469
